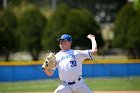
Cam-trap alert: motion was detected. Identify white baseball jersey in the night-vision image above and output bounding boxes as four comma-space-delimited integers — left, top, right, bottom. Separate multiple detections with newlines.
55, 49, 93, 82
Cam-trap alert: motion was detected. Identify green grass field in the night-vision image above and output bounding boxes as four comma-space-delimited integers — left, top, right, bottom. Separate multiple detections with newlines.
0, 76, 140, 93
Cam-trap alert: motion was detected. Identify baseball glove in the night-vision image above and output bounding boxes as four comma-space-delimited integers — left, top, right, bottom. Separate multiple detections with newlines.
42, 52, 57, 71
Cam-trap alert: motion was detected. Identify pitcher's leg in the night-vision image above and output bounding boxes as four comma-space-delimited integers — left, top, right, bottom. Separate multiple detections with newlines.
74, 81, 93, 93
76, 85, 93, 93
77, 84, 93, 93
54, 84, 72, 93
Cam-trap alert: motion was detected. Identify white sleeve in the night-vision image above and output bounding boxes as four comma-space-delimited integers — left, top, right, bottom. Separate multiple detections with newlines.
78, 50, 94, 60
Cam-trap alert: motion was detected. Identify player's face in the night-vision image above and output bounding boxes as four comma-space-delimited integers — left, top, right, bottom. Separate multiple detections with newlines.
59, 40, 72, 50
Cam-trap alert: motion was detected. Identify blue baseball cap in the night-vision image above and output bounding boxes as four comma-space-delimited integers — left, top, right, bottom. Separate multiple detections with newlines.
57, 34, 72, 42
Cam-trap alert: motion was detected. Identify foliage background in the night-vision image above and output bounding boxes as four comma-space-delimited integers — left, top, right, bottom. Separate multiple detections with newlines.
0, 0, 140, 61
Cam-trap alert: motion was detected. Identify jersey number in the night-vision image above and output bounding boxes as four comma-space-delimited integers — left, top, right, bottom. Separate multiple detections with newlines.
70, 60, 77, 67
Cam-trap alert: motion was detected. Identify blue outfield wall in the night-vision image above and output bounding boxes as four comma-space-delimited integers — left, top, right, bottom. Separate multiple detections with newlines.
0, 65, 58, 82
82, 63, 140, 77
0, 63, 140, 82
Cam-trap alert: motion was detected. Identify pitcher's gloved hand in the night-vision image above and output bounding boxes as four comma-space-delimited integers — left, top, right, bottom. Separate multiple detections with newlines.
42, 52, 57, 71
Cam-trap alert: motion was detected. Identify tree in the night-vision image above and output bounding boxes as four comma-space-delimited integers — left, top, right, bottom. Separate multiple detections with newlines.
42, 4, 70, 52
126, 9, 140, 58
57, 0, 127, 23
63, 8, 104, 49
134, 0, 140, 10
113, 2, 140, 58
17, 5, 47, 60
0, 0, 3, 9
113, 3, 135, 48
0, 9, 18, 61
42, 4, 104, 52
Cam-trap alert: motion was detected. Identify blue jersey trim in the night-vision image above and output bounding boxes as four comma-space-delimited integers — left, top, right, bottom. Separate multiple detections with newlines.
88, 50, 93, 59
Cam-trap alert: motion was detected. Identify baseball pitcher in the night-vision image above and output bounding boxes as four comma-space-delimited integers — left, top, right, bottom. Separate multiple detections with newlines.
42, 34, 97, 93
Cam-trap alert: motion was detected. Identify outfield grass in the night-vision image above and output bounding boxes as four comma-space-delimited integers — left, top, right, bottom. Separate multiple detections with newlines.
86, 76, 140, 91
0, 77, 140, 93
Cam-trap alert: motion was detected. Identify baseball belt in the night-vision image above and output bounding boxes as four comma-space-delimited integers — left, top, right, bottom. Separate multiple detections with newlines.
63, 77, 81, 85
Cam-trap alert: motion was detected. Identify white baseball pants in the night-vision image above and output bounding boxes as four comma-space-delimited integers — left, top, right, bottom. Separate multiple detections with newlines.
54, 78, 93, 93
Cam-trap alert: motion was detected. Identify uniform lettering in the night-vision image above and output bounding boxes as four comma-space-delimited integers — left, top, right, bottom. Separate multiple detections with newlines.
58, 54, 76, 62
